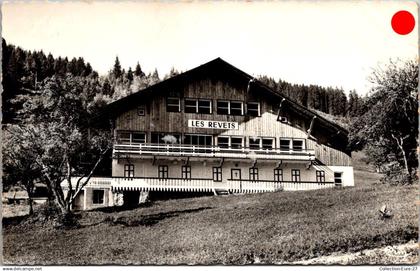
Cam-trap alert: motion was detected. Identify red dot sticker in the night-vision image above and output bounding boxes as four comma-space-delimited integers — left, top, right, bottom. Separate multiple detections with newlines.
391, 10, 415, 35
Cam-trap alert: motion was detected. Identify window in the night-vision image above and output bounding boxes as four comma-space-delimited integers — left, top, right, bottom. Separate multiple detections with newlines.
280, 139, 291, 150
231, 169, 241, 180
274, 168, 283, 182
217, 136, 243, 149
213, 167, 222, 182
158, 165, 168, 179
230, 101, 244, 116
292, 140, 304, 151
198, 100, 212, 114
217, 101, 230, 115
217, 100, 243, 115
249, 167, 259, 181
137, 105, 146, 116
230, 137, 243, 149
182, 165, 191, 179
166, 97, 180, 112
249, 138, 261, 149
334, 172, 343, 187
117, 132, 131, 144
247, 102, 260, 116
184, 134, 212, 146
124, 164, 134, 178
151, 133, 181, 145
117, 131, 146, 144
132, 132, 146, 144
184, 98, 198, 113
217, 136, 230, 148
316, 170, 325, 183
291, 169, 301, 182
262, 138, 274, 149
92, 189, 104, 204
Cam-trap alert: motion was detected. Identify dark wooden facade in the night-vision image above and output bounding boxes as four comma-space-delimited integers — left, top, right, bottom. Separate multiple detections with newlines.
106, 58, 351, 166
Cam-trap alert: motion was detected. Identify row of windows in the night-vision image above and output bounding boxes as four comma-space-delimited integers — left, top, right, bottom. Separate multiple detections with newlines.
123, 164, 325, 182
167, 97, 261, 116
117, 131, 306, 151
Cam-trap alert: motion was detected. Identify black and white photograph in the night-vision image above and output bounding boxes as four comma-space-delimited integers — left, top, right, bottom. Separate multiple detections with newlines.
1, 0, 418, 267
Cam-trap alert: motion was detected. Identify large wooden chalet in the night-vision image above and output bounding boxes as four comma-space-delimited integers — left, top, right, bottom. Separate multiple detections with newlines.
67, 58, 354, 210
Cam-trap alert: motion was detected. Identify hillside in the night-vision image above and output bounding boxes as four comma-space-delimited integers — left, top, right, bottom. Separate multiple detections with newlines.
3, 156, 418, 265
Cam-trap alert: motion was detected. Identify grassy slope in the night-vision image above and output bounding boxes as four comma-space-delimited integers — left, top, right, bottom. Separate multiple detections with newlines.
3, 154, 418, 265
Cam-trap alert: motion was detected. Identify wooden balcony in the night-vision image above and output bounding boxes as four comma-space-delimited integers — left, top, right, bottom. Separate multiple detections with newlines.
110, 177, 335, 193
113, 143, 316, 161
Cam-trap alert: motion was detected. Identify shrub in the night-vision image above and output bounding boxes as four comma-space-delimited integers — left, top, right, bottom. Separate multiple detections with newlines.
380, 163, 417, 185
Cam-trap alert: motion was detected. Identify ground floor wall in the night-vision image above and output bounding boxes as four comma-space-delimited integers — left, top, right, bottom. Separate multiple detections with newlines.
64, 187, 114, 211
112, 158, 353, 185
68, 158, 354, 211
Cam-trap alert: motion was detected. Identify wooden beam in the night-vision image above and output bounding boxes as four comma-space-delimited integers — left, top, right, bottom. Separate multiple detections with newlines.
218, 158, 225, 167
276, 98, 286, 121
307, 116, 317, 139
247, 78, 255, 93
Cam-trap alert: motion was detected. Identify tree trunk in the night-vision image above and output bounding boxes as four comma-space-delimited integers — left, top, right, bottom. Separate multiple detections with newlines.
47, 178, 68, 215
28, 197, 34, 216
400, 146, 410, 175
391, 134, 410, 175
25, 183, 34, 216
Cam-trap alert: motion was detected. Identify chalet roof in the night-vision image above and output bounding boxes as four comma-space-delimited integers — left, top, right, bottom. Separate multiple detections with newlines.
100, 57, 348, 136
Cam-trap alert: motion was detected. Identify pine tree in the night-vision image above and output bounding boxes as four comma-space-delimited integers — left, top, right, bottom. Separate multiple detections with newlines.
126, 67, 134, 82
46, 53, 55, 78
102, 78, 113, 96
134, 62, 145, 77
67, 57, 78, 75
84, 63, 93, 77
113, 56, 122, 78
151, 69, 160, 84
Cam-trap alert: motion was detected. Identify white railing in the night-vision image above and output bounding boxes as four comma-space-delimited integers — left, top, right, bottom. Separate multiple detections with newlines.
110, 177, 335, 193
63, 177, 112, 189
226, 180, 335, 192
111, 177, 216, 192
276, 181, 335, 191
113, 143, 316, 161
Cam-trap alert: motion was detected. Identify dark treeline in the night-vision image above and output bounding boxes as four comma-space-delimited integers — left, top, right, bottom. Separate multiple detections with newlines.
2, 39, 167, 123
258, 76, 365, 118
3, 38, 363, 124
2, 39, 97, 123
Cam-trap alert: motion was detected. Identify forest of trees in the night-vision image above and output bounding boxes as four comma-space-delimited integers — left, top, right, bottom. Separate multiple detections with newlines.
2, 39, 163, 124
258, 76, 365, 118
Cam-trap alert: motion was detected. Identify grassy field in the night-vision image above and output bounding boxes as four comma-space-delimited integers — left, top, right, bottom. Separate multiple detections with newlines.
3, 153, 418, 265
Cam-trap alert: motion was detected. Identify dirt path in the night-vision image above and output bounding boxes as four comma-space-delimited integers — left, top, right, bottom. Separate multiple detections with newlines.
291, 241, 419, 265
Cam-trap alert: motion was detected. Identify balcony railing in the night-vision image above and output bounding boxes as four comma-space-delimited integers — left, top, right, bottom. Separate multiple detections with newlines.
66, 176, 335, 193
113, 143, 315, 161
110, 177, 335, 193
62, 177, 113, 189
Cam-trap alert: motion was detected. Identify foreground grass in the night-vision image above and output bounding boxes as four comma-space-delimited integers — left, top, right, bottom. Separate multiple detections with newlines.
3, 182, 418, 265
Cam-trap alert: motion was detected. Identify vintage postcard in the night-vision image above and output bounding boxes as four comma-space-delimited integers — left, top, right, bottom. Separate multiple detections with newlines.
1, 0, 418, 267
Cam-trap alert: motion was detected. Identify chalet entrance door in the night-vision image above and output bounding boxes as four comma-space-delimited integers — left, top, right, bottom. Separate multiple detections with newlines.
231, 169, 242, 192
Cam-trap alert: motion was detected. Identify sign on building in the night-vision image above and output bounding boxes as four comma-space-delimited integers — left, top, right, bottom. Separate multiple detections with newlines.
188, 119, 239, 130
